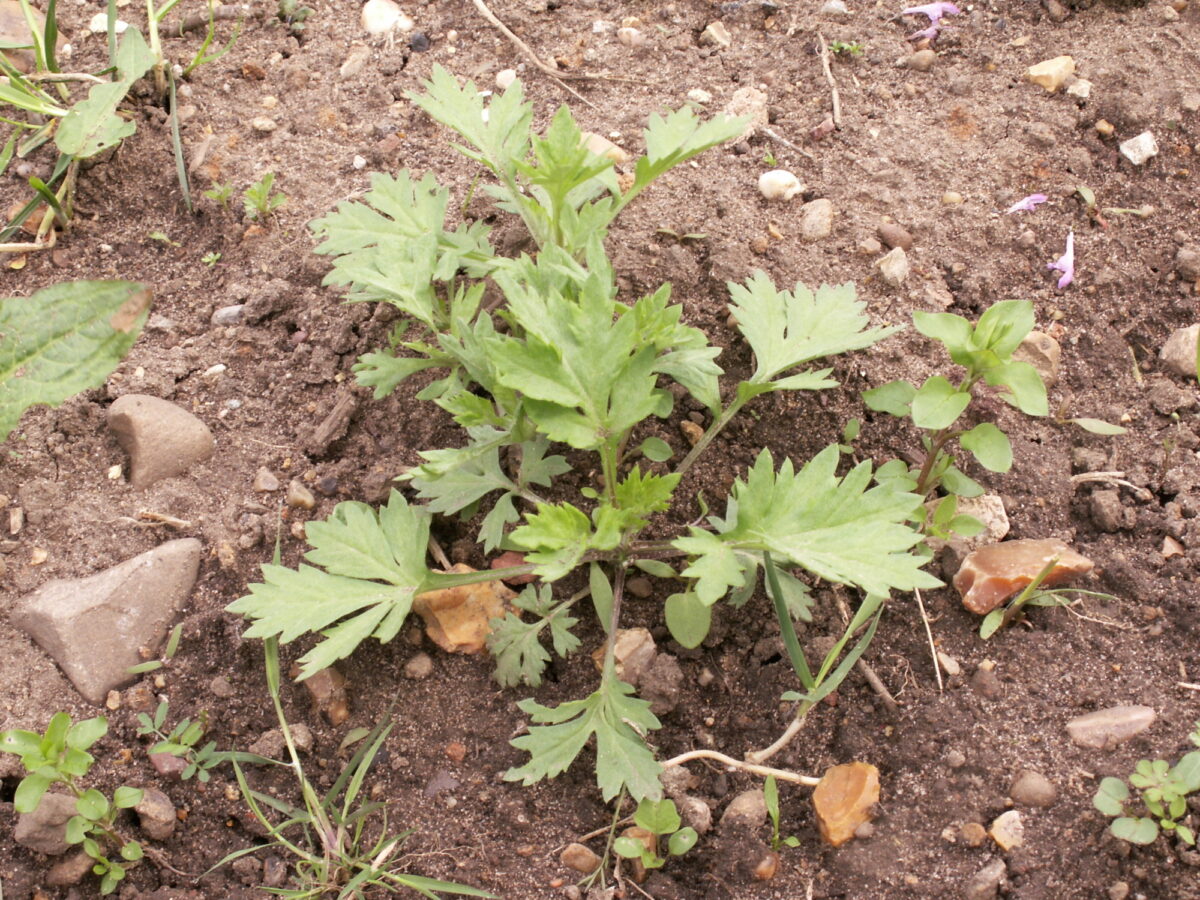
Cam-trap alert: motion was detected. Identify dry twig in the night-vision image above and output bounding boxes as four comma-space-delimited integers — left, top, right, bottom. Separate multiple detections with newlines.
816, 33, 842, 129
661, 749, 819, 786
914, 587, 944, 692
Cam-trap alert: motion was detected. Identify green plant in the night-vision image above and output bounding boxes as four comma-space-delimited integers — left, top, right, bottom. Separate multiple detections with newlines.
203, 180, 234, 208
762, 149, 777, 166
763, 775, 800, 851
135, 700, 224, 782
1094, 722, 1200, 846
243, 172, 287, 221
230, 68, 937, 804
978, 557, 1116, 639
202, 251, 222, 265
0, 714, 144, 894
829, 40, 864, 56
215, 639, 494, 898
0, 281, 150, 441
613, 797, 698, 871
277, 0, 314, 34
862, 300, 1048, 539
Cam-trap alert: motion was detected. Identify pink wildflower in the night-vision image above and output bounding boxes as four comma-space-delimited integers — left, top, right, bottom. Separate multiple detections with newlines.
1047, 230, 1075, 289
1005, 193, 1049, 215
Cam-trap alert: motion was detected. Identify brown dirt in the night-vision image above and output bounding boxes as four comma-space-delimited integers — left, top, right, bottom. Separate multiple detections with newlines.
2, 0, 1200, 897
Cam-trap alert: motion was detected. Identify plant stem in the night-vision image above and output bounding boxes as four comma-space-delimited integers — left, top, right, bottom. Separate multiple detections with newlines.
599, 559, 628, 675
674, 391, 751, 478
600, 440, 619, 507
744, 707, 812, 765
660, 749, 819, 787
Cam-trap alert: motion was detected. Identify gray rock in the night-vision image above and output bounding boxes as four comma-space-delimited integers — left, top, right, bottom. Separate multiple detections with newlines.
249, 729, 286, 758
11, 539, 202, 704
1119, 131, 1159, 166
1149, 381, 1193, 415
1160, 324, 1199, 377
876, 247, 909, 287
403, 652, 434, 680
640, 653, 683, 715
1176, 247, 1200, 282
135, 787, 176, 840
660, 765, 698, 799
1066, 705, 1156, 749
108, 395, 214, 488
1009, 771, 1057, 808
1108, 882, 1130, 900
1089, 490, 1128, 533
46, 850, 92, 886
907, 49, 937, 72
253, 468, 281, 492
1013, 331, 1061, 388
291, 723, 314, 753
677, 794, 713, 835
14, 792, 76, 855
799, 199, 834, 242
720, 788, 767, 830
263, 855, 288, 888
820, 0, 849, 14
210, 304, 245, 326
965, 858, 1006, 899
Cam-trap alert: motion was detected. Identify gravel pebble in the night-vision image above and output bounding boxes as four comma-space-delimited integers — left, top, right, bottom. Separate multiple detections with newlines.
799, 198, 834, 242
1010, 771, 1057, 808
404, 652, 434, 679
211, 304, 245, 326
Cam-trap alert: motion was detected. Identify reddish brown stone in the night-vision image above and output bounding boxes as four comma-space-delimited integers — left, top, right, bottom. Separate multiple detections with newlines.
953, 539, 1093, 614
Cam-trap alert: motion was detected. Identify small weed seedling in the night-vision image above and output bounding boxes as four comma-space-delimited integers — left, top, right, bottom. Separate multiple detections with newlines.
862, 300, 1048, 539
277, 0, 315, 34
135, 700, 225, 782
0, 714, 144, 894
978, 557, 1117, 639
203, 181, 235, 209
230, 67, 939, 807
1094, 722, 1200, 846
215, 638, 493, 898
202, 251, 222, 266
613, 797, 698, 873
243, 173, 287, 221
764, 776, 801, 851
829, 40, 865, 56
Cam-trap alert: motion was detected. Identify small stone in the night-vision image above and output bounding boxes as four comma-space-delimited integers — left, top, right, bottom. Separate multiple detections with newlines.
960, 821, 987, 847
1175, 247, 1200, 281
820, 0, 850, 14
953, 539, 1094, 615
1162, 4, 1179, 20
413, 565, 516, 654
403, 652, 434, 679
627, 577, 653, 598
877, 222, 913, 251
687, 88, 712, 104
1013, 331, 1061, 388
907, 49, 936, 72
560, 843, 601, 874
1095, 119, 1115, 138
254, 468, 281, 492
857, 237, 882, 255
12, 540, 201, 704
1066, 705, 1156, 749
445, 741, 467, 763
14, 792, 76, 854
150, 750, 188, 778
799, 198, 834, 242
263, 856, 288, 888
250, 116, 278, 133
593, 627, 657, 685
966, 859, 1006, 899
1089, 490, 1127, 532
615, 26, 643, 48
286, 479, 316, 510
1163, 535, 1185, 558
640, 653, 683, 715
1119, 132, 1159, 166
876, 247, 909, 287
135, 787, 176, 840
700, 21, 731, 48
290, 723, 314, 753
1108, 882, 1130, 900
758, 169, 802, 201
942, 191, 964, 205
677, 794, 712, 835
249, 728, 286, 758
108, 395, 214, 489
680, 420, 704, 446
812, 762, 880, 846
1161, 324, 1200, 376
1009, 771, 1057, 808
1026, 56, 1075, 92
339, 44, 371, 79
211, 304, 245, 326
989, 810, 1023, 850
409, 31, 430, 52
936, 651, 961, 677
361, 0, 412, 36
723, 87, 768, 138
299, 665, 350, 725
46, 850, 92, 886
1026, 122, 1055, 147
495, 68, 517, 90
721, 788, 768, 830
1067, 78, 1093, 99
660, 765, 698, 798
580, 131, 630, 164
971, 666, 1003, 700
1184, 92, 1200, 113
946, 749, 967, 768
753, 851, 780, 881
89, 12, 127, 34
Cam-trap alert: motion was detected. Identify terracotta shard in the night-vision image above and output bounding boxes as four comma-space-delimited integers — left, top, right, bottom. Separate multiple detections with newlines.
413, 564, 516, 654
953, 538, 1093, 615
812, 762, 880, 847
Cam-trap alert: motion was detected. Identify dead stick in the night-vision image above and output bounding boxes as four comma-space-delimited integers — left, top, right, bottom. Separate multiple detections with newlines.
661, 749, 819, 787
761, 126, 815, 162
177, 4, 260, 35
816, 33, 842, 129
914, 587, 944, 692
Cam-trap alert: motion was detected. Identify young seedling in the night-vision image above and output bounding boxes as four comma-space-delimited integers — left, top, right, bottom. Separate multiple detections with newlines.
135, 700, 223, 782
0, 714, 144, 894
828, 40, 864, 56
126, 622, 183, 675
1094, 722, 1200, 846
764, 775, 801, 851
277, 0, 314, 34
243, 173, 287, 221
862, 299, 1048, 538
232, 68, 937, 807
203, 181, 234, 209
202, 251, 222, 266
612, 797, 698, 873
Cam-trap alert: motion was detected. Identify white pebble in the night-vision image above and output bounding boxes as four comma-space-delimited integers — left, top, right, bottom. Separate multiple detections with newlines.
495, 68, 517, 90
617, 26, 644, 48
757, 169, 802, 201
89, 12, 127, 32
1119, 131, 1159, 166
202, 364, 227, 377
250, 116, 277, 133
352, 155, 367, 169
361, 0, 413, 36
687, 88, 713, 104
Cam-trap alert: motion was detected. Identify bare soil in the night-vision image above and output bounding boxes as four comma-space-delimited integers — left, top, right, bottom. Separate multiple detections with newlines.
2, 0, 1200, 897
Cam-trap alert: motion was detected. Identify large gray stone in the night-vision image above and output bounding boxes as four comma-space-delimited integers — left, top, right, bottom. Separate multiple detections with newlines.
11, 539, 202, 704
14, 792, 76, 855
108, 394, 214, 488
1066, 705, 1156, 749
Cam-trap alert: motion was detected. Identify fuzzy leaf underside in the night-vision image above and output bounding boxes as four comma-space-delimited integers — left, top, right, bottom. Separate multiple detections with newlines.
0, 281, 149, 442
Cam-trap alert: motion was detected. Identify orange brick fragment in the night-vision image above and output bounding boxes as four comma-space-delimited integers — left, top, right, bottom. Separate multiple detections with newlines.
953, 538, 1093, 614
812, 762, 880, 847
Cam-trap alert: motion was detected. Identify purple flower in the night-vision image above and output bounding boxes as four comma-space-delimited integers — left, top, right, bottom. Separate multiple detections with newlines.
1047, 229, 1075, 289
1005, 193, 1049, 215
902, 2, 961, 23
908, 24, 941, 41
